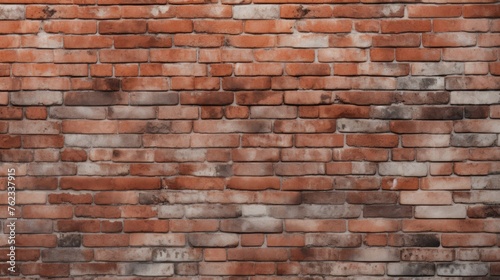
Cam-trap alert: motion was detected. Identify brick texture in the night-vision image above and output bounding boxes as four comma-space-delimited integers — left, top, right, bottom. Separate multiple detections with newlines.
1, 0, 500, 278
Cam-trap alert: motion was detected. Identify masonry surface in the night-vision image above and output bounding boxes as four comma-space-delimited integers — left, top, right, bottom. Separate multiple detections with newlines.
0, 0, 499, 278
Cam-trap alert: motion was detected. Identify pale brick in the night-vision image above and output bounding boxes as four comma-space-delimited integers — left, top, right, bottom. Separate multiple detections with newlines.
108, 106, 156, 119
188, 233, 239, 247
130, 92, 178, 105
94, 248, 152, 261
379, 162, 427, 176
305, 234, 362, 247
278, 34, 329, 48
397, 77, 445, 90
185, 204, 241, 218
10, 121, 60, 134
152, 248, 202, 262
472, 176, 500, 189
421, 177, 471, 190
388, 263, 435, 276
220, 218, 282, 233
411, 62, 463, 76
339, 248, 400, 261
50, 107, 107, 119
233, 5, 279, 19
301, 262, 385, 276
129, 233, 185, 247
157, 205, 185, 218
42, 249, 92, 262
451, 134, 497, 147
118, 263, 174, 276
450, 91, 500, 105
28, 163, 76, 176
371, 106, 412, 119
241, 205, 268, 217
337, 119, 390, 133
65, 135, 141, 147
250, 106, 297, 119
268, 205, 361, 219
415, 205, 467, 219
0, 5, 25, 20
400, 191, 452, 205
11, 91, 62, 105
454, 191, 500, 204
77, 163, 128, 176
437, 263, 488, 277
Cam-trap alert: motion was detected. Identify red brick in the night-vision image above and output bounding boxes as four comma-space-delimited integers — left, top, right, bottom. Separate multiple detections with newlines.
408, 5, 462, 18
114, 35, 171, 48
60, 177, 161, 191
463, 4, 500, 18
280, 4, 333, 19
20, 263, 69, 277
45, 20, 96, 34
194, 20, 242, 34
100, 50, 149, 63
23, 205, 73, 219
171, 220, 218, 232
227, 177, 280, 191
174, 34, 224, 47
227, 35, 276, 48
332, 5, 404, 18
381, 20, 431, 33
163, 177, 225, 190
297, 19, 351, 33
347, 134, 399, 148
64, 35, 113, 48
148, 19, 193, 33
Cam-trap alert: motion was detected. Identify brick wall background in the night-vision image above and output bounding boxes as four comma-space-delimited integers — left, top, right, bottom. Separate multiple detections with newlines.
1, 0, 500, 278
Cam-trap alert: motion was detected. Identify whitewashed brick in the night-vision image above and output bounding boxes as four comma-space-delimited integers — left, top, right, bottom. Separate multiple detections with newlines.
450, 91, 500, 105
437, 263, 488, 276
10, 91, 63, 105
242, 205, 268, 217
108, 106, 156, 119
50, 107, 106, 119
278, 34, 329, 48
415, 205, 467, 218
371, 106, 412, 119
118, 263, 174, 276
379, 162, 428, 176
233, 5, 279, 19
157, 205, 185, 218
411, 62, 464, 76
337, 119, 390, 133
0, 5, 25, 20
451, 134, 497, 147
65, 135, 142, 147
397, 77, 444, 90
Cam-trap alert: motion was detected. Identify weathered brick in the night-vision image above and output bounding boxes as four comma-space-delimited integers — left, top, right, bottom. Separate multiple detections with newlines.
388, 263, 435, 276
437, 263, 488, 276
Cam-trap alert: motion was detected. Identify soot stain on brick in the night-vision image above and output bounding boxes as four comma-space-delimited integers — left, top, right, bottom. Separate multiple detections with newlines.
93, 78, 121, 92
58, 234, 82, 247
404, 234, 440, 247
146, 122, 172, 134
420, 78, 437, 89
112, 149, 121, 157
297, 5, 310, 17
215, 164, 232, 177
469, 205, 500, 218
139, 192, 169, 204
42, 6, 56, 18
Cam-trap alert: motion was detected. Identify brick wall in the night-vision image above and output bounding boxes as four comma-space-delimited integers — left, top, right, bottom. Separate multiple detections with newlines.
1, 0, 500, 278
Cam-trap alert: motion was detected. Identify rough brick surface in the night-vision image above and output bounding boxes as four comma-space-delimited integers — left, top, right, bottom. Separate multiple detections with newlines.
1, 1, 499, 278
